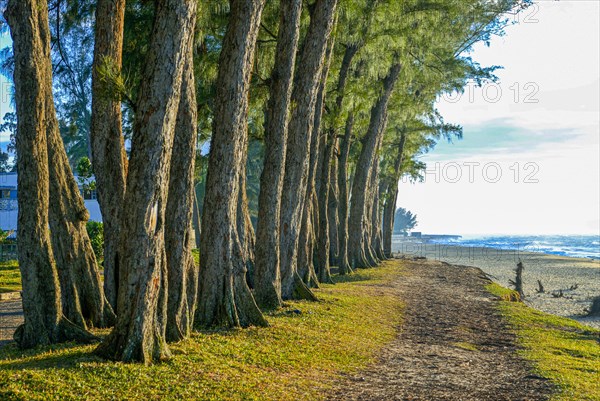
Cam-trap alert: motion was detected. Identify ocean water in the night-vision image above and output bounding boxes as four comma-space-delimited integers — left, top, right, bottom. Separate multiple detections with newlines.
425, 235, 600, 260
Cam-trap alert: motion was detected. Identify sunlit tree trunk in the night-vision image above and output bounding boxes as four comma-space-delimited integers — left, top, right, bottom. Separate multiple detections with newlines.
195, 0, 268, 329
254, 0, 303, 310
280, 0, 338, 300
7, 0, 96, 348
337, 113, 354, 275
382, 132, 406, 257
348, 63, 401, 269
90, 0, 127, 310
165, 42, 198, 342
237, 158, 256, 289
327, 147, 340, 266
47, 110, 116, 329
96, 0, 196, 364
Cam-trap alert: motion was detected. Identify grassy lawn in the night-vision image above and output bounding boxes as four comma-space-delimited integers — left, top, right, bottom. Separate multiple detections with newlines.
0, 261, 20, 294
487, 283, 600, 401
0, 260, 404, 400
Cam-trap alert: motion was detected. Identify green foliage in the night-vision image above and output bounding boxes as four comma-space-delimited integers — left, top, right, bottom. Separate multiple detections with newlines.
85, 221, 104, 261
0, 229, 11, 244
0, 150, 10, 173
76, 156, 95, 191
487, 283, 600, 401
393, 207, 417, 235
0, 261, 405, 400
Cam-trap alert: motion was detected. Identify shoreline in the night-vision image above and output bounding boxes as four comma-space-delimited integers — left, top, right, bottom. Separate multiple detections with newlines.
392, 240, 600, 329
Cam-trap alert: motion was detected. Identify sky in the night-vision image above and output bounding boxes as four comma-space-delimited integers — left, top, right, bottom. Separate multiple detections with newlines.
398, 1, 600, 236
0, 34, 10, 147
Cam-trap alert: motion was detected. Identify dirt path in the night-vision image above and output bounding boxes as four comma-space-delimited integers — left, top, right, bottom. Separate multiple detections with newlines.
0, 299, 22, 346
331, 259, 555, 401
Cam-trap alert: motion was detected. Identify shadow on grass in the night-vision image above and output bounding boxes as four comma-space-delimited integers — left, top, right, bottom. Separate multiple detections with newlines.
331, 269, 377, 284
0, 342, 100, 371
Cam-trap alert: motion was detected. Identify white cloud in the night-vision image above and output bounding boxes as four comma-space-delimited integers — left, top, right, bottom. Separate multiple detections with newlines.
399, 1, 600, 236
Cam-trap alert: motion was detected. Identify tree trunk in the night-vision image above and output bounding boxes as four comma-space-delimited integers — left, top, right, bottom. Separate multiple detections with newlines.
7, 0, 96, 348
337, 113, 354, 275
280, 0, 338, 300
347, 63, 401, 269
165, 42, 198, 343
96, 0, 196, 364
90, 0, 128, 310
370, 166, 385, 261
237, 159, 256, 289
327, 143, 339, 266
254, 0, 303, 310
297, 194, 320, 288
195, 0, 268, 329
192, 187, 201, 249
298, 41, 332, 287
316, 128, 335, 283
47, 110, 116, 329
382, 132, 406, 257
320, 42, 359, 271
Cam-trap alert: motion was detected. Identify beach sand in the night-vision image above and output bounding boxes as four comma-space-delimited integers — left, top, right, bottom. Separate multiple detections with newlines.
392, 240, 600, 329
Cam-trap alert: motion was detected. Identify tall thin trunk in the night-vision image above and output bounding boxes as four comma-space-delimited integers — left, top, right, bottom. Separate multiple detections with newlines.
90, 0, 127, 310
347, 63, 401, 269
337, 113, 354, 274
237, 158, 256, 289
165, 42, 198, 343
254, 0, 303, 310
369, 162, 385, 261
192, 187, 201, 249
382, 132, 406, 257
7, 0, 96, 348
316, 127, 335, 283
319, 42, 358, 270
280, 0, 338, 300
195, 0, 268, 329
298, 44, 331, 287
96, 0, 196, 364
327, 142, 339, 266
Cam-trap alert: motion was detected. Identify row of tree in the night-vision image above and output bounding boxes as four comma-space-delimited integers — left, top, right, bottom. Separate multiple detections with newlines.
2, 0, 526, 363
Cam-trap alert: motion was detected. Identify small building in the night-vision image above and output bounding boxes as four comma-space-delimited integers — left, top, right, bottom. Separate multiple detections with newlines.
0, 172, 102, 238
410, 232, 422, 238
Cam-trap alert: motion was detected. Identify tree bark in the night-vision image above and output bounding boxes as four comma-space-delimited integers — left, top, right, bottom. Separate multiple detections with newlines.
280, 0, 338, 300
382, 132, 406, 257
327, 147, 340, 266
165, 42, 198, 343
316, 35, 357, 275
96, 0, 196, 364
7, 0, 96, 348
337, 113, 354, 275
254, 0, 303, 310
47, 107, 116, 329
192, 188, 201, 249
298, 43, 331, 287
347, 63, 401, 269
316, 127, 335, 283
90, 0, 128, 310
195, 0, 268, 329
237, 159, 256, 289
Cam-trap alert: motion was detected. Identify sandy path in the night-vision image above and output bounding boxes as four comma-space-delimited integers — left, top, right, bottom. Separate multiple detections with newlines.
331, 259, 554, 401
0, 299, 22, 346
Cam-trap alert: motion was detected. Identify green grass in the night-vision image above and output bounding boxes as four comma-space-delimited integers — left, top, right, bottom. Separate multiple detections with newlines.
0, 260, 404, 400
487, 283, 600, 401
0, 260, 21, 293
